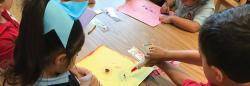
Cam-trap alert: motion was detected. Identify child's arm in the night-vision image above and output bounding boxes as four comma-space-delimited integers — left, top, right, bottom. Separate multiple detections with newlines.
171, 16, 201, 32
156, 62, 193, 86
146, 46, 202, 66
160, 15, 201, 32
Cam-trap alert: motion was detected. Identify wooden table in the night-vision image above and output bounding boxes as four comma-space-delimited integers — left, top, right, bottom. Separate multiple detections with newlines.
77, 0, 207, 85
215, 0, 247, 12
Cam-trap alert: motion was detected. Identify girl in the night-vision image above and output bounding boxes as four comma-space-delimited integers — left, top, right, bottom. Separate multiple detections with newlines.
2, 0, 90, 85
160, 0, 214, 32
0, 0, 19, 69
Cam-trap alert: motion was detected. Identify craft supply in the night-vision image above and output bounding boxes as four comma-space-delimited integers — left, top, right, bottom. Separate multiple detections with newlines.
105, 68, 110, 73
87, 25, 96, 35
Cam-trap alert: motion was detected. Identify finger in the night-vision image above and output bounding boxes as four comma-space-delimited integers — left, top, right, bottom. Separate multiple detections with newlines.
146, 52, 153, 56
76, 67, 90, 77
149, 49, 154, 52
145, 61, 154, 67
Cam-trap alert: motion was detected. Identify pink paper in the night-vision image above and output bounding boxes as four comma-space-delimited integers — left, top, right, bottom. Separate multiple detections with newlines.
118, 0, 161, 27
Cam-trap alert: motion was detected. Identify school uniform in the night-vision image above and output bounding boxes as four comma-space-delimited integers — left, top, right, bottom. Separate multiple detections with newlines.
34, 71, 80, 86
174, 0, 215, 25
0, 10, 19, 69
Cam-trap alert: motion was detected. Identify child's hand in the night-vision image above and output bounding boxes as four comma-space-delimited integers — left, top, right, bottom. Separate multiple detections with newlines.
71, 67, 93, 86
159, 14, 175, 24
168, 11, 176, 16
160, 6, 170, 14
70, 66, 91, 78
159, 15, 171, 24
146, 46, 167, 60
145, 46, 170, 66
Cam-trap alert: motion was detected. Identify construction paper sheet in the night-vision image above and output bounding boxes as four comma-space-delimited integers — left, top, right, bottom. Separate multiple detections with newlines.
118, 0, 161, 27
79, 8, 97, 28
44, 0, 74, 48
76, 46, 154, 86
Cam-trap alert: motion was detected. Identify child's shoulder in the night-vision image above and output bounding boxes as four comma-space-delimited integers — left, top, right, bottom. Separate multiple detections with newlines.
0, 10, 19, 27
0, 10, 19, 35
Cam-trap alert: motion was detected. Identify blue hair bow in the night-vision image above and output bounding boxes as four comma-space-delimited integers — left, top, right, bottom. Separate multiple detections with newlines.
44, 0, 88, 48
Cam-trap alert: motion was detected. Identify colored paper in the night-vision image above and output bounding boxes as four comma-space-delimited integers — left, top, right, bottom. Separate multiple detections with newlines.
79, 8, 97, 28
76, 46, 154, 86
44, 0, 74, 48
118, 0, 161, 27
60, 0, 89, 20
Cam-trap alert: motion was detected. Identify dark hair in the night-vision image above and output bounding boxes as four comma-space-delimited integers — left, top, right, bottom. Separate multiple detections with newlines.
199, 5, 250, 83
4, 0, 85, 85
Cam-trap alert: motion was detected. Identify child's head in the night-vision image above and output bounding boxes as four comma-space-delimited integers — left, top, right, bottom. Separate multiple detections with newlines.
0, 0, 13, 10
199, 5, 250, 85
4, 0, 85, 85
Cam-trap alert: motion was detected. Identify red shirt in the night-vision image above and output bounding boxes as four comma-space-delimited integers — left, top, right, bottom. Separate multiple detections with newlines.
0, 10, 19, 69
183, 79, 212, 86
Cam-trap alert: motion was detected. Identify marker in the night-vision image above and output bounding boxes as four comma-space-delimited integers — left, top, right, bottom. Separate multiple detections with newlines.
131, 67, 137, 72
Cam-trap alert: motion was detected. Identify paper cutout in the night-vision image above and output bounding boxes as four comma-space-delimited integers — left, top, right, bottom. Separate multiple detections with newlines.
76, 46, 154, 86
79, 8, 97, 28
118, 0, 161, 27
60, 0, 89, 20
44, 0, 74, 48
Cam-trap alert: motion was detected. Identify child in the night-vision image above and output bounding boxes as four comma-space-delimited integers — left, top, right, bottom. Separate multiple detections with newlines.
146, 5, 250, 86
0, 0, 19, 69
160, 0, 214, 32
2, 0, 91, 85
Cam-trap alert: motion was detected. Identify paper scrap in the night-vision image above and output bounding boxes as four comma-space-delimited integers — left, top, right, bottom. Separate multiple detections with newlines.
79, 8, 97, 28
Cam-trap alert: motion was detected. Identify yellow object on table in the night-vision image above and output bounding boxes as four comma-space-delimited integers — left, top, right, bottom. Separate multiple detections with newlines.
76, 45, 154, 86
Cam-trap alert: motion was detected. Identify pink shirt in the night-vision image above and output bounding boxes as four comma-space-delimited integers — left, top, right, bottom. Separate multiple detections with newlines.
183, 79, 212, 86
0, 10, 19, 69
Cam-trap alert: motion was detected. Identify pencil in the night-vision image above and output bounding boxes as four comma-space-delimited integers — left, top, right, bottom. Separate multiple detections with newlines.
88, 25, 97, 35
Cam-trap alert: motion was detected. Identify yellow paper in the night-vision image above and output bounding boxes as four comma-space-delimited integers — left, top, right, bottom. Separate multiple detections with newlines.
76, 46, 154, 86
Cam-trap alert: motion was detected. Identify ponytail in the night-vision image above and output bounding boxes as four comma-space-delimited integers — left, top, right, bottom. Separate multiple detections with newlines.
4, 0, 85, 85
5, 0, 47, 85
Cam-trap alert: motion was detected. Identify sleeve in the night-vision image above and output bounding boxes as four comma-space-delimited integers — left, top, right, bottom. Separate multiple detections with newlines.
183, 79, 211, 86
193, 0, 215, 25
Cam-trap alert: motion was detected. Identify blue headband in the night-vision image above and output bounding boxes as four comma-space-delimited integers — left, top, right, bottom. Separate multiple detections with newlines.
44, 0, 88, 48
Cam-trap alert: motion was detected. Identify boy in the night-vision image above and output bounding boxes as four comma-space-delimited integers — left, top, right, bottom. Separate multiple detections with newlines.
146, 5, 250, 86
160, 0, 214, 32
0, 0, 19, 69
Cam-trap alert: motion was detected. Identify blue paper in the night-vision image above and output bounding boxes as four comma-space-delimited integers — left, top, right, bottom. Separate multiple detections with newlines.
44, 0, 74, 48
61, 0, 88, 20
